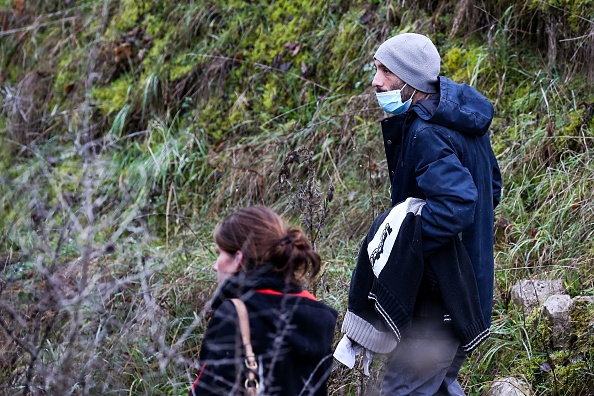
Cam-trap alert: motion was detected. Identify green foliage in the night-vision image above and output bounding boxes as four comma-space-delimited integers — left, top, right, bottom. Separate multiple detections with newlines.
53, 54, 77, 93
91, 76, 134, 115
112, 0, 145, 32
2, 0, 594, 394
570, 299, 594, 351
529, 0, 594, 31
442, 45, 489, 86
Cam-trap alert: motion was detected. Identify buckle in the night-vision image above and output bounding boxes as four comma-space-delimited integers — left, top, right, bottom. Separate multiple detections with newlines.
245, 358, 258, 370
244, 378, 259, 390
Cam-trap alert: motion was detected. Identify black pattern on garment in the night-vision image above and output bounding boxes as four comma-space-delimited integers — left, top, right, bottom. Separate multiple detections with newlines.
370, 223, 392, 266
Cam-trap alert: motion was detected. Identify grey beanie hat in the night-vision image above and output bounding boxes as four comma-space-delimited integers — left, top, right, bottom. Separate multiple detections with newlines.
374, 33, 440, 93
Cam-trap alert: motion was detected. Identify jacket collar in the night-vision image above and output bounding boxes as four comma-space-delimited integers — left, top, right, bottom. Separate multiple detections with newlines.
209, 265, 303, 310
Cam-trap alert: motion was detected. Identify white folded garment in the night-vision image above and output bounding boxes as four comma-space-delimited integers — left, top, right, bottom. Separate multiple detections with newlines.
333, 335, 374, 376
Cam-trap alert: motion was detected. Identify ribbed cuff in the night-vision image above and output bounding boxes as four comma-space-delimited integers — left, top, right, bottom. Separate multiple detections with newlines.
460, 321, 490, 352
341, 310, 398, 354
368, 284, 412, 341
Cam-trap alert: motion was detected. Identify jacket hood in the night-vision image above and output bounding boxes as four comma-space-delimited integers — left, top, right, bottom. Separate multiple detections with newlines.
413, 76, 494, 136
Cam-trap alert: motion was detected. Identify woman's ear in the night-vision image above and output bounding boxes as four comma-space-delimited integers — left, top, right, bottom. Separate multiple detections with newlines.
232, 250, 244, 272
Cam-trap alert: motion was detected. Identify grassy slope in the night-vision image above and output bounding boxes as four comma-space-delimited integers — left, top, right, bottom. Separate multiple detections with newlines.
1, 0, 594, 394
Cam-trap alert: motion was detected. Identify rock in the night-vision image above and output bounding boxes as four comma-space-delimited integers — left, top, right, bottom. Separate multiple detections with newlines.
486, 377, 532, 396
511, 279, 565, 311
543, 294, 573, 347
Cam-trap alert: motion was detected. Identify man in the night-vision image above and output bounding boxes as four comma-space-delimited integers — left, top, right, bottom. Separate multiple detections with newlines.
370, 33, 502, 394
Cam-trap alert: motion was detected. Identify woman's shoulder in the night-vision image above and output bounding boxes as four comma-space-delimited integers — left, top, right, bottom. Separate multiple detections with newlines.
247, 290, 338, 320
213, 289, 337, 323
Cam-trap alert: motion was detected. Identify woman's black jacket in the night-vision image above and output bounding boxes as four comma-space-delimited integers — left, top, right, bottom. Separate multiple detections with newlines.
190, 272, 338, 396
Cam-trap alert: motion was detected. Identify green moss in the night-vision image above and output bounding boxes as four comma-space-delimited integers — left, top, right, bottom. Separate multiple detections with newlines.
113, 0, 143, 32
235, 1, 325, 65
442, 47, 464, 74
511, 358, 541, 384
196, 101, 230, 141
143, 13, 163, 39
506, 301, 594, 394
144, 33, 172, 66
91, 77, 133, 116
168, 54, 194, 81
441, 45, 489, 85
52, 54, 78, 99
330, 15, 365, 69
525, 307, 553, 350
564, 110, 584, 134
555, 360, 594, 395
570, 299, 594, 350
530, 0, 594, 31
261, 79, 278, 112
510, 85, 536, 114
542, 108, 594, 153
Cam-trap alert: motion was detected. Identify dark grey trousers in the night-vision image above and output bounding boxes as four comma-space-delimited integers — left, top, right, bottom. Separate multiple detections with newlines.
380, 295, 468, 396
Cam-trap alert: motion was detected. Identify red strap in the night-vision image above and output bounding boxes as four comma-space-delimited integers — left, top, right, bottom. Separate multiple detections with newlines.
255, 289, 317, 301
191, 362, 207, 394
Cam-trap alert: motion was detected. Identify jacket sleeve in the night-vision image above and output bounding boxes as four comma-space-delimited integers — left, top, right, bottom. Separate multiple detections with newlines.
411, 126, 478, 254
190, 301, 244, 396
347, 237, 376, 320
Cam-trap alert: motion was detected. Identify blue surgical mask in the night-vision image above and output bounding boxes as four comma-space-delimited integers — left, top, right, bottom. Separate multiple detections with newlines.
375, 84, 415, 115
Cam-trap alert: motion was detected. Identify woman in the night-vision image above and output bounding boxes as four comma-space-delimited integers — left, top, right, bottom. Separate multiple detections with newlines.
190, 206, 338, 396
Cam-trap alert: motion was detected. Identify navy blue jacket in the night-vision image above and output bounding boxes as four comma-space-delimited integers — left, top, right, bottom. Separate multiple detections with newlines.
381, 76, 502, 325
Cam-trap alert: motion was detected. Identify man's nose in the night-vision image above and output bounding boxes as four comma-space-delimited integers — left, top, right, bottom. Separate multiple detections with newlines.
372, 72, 382, 88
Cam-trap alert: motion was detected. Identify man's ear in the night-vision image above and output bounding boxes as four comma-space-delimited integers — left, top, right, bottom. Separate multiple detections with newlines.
233, 250, 244, 272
